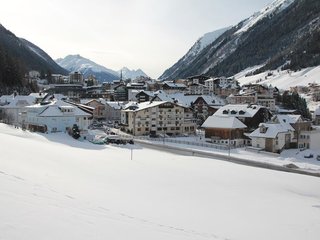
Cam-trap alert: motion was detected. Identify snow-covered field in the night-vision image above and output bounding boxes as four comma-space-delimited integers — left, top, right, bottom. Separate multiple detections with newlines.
1, 123, 320, 240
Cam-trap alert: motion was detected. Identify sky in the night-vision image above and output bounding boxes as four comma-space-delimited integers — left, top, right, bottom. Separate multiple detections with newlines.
1, 0, 273, 78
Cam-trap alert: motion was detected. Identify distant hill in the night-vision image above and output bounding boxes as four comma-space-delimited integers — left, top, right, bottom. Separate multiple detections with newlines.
56, 55, 119, 82
160, 0, 320, 80
0, 24, 68, 92
118, 67, 149, 80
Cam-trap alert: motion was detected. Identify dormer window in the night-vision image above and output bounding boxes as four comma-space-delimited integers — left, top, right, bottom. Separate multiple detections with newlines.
231, 110, 237, 115
239, 110, 245, 115
223, 110, 229, 114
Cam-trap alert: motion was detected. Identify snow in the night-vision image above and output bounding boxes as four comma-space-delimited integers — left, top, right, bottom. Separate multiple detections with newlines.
235, 0, 295, 34
187, 27, 231, 58
56, 54, 119, 77
118, 67, 149, 80
27, 45, 48, 62
202, 115, 247, 129
235, 66, 320, 90
1, 123, 320, 240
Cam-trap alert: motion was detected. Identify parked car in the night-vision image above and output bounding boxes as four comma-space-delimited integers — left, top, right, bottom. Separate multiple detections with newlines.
317, 155, 320, 161
304, 154, 313, 158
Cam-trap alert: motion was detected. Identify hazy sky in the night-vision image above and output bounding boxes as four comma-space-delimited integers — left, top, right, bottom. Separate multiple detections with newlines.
1, 0, 272, 78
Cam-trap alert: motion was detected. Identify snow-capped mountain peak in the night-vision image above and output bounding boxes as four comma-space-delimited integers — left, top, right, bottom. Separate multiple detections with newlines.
185, 27, 231, 59
235, 0, 295, 34
118, 67, 149, 80
56, 55, 119, 82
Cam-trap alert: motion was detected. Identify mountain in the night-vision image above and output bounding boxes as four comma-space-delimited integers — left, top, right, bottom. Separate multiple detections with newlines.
118, 67, 149, 80
0, 24, 68, 89
56, 55, 119, 82
160, 0, 320, 80
160, 27, 231, 80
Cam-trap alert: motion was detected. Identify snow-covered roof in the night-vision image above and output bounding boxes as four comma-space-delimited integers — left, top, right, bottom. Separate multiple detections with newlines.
28, 100, 91, 117
123, 101, 169, 112
214, 104, 264, 118
199, 95, 225, 106
0, 94, 15, 105
28, 93, 45, 98
1, 95, 36, 108
163, 82, 187, 88
314, 106, 320, 117
106, 101, 125, 110
275, 114, 301, 124
249, 123, 292, 139
202, 116, 247, 129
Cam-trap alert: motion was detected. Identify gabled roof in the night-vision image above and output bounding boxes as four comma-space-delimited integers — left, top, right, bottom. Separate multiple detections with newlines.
163, 82, 187, 88
275, 114, 302, 124
201, 116, 247, 129
249, 123, 292, 139
123, 101, 169, 112
106, 101, 125, 110
1, 95, 36, 108
214, 104, 264, 118
28, 100, 91, 117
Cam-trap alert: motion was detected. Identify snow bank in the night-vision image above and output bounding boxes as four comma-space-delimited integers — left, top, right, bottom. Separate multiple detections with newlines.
1, 123, 320, 240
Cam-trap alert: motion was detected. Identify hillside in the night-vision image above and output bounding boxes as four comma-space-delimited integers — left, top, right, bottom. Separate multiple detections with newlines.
1, 123, 320, 239
56, 55, 119, 82
161, 0, 320, 80
0, 24, 67, 78
160, 27, 230, 80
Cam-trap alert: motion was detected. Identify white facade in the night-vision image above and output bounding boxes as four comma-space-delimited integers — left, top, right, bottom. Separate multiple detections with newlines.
121, 101, 196, 136
0, 96, 36, 125
26, 100, 92, 133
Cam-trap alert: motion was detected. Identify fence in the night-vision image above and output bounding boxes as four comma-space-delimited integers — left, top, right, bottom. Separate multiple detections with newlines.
120, 134, 233, 151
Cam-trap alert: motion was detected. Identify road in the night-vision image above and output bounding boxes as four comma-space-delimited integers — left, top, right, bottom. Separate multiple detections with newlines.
134, 139, 320, 178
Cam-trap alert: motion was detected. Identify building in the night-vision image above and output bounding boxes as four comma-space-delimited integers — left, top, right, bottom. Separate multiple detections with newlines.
205, 77, 240, 97
249, 123, 293, 153
69, 72, 84, 84
162, 82, 187, 94
227, 84, 276, 111
121, 101, 196, 136
0, 95, 36, 125
213, 104, 272, 131
25, 100, 92, 133
201, 115, 247, 147
186, 83, 209, 95
113, 84, 128, 101
192, 96, 224, 125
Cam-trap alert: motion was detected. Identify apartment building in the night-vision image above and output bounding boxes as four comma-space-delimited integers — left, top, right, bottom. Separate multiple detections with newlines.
121, 101, 196, 136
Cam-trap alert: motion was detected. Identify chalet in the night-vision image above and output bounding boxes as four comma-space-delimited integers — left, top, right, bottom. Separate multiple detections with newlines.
25, 100, 92, 133
0, 95, 36, 125
201, 115, 247, 147
272, 114, 313, 148
249, 123, 293, 153
113, 84, 128, 101
135, 91, 156, 103
213, 104, 271, 131
127, 82, 147, 101
192, 96, 224, 125
121, 101, 196, 136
